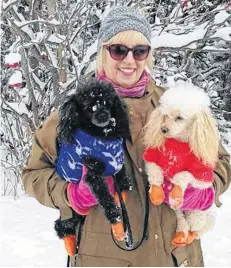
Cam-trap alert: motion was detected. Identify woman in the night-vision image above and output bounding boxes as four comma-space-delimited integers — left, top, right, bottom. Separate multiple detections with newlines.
22, 6, 231, 267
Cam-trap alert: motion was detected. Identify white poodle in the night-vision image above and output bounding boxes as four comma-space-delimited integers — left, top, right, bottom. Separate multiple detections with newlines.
143, 82, 219, 246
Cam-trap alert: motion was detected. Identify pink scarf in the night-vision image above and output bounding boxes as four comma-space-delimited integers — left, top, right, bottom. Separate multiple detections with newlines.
96, 70, 150, 98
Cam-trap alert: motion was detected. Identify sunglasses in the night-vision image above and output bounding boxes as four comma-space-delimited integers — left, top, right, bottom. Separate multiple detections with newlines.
106, 44, 151, 61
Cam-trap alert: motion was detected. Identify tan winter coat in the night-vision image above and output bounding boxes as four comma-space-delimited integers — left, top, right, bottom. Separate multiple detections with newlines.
22, 80, 231, 267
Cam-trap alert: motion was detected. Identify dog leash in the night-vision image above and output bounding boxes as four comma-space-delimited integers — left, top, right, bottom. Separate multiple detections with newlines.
112, 175, 134, 249
111, 175, 149, 251
67, 176, 149, 267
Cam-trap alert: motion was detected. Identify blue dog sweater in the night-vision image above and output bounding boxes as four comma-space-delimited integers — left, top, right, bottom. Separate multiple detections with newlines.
56, 129, 124, 183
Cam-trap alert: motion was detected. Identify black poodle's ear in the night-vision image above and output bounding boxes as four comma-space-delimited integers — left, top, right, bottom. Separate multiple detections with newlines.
57, 94, 81, 144
113, 95, 130, 139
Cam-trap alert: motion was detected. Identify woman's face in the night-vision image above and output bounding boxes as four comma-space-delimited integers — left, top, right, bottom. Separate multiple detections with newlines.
103, 42, 148, 88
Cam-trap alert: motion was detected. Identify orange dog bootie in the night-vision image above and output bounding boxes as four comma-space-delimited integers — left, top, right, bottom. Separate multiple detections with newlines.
169, 185, 183, 210
172, 231, 188, 247
112, 192, 127, 241
186, 231, 198, 245
112, 222, 125, 241
172, 231, 198, 247
63, 235, 76, 256
149, 185, 165, 205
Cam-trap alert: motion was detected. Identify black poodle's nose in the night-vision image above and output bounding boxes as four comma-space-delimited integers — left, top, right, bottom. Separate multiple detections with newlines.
161, 127, 169, 133
97, 111, 109, 122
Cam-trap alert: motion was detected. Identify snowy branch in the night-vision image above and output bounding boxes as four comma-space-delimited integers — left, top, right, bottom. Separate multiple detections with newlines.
1, 0, 231, 197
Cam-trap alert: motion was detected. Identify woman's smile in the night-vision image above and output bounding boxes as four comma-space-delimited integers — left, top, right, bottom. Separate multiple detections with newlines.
118, 68, 136, 77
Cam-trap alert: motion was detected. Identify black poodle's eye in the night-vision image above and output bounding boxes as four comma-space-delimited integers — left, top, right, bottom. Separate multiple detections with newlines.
175, 116, 184, 121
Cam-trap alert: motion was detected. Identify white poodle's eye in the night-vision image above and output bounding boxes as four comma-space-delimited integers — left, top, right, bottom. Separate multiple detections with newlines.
92, 105, 97, 112
175, 116, 184, 121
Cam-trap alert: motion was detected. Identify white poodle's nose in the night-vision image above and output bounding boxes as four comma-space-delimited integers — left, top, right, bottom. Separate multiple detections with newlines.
161, 127, 169, 133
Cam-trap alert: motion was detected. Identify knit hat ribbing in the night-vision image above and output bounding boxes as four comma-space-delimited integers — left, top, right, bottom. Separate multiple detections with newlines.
97, 6, 151, 51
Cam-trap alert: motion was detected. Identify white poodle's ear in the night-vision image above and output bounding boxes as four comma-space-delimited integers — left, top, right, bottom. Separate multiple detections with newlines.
143, 107, 165, 148
189, 111, 219, 166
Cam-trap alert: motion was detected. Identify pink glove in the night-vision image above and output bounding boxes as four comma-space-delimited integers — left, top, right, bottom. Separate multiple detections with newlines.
67, 166, 115, 215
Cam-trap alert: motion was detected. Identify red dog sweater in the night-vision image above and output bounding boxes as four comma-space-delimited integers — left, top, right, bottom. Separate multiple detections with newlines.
143, 138, 214, 183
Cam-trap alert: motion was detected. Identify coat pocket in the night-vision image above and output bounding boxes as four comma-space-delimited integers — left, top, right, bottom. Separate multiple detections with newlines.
171, 244, 204, 267
171, 247, 190, 267
77, 254, 131, 267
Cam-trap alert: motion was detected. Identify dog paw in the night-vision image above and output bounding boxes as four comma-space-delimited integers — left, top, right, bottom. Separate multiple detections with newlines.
172, 231, 187, 247
169, 185, 183, 210
149, 185, 165, 206
111, 222, 125, 241
63, 235, 76, 256
172, 231, 198, 247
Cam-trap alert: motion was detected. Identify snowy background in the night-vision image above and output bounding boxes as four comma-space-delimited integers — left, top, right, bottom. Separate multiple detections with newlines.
1, 0, 231, 267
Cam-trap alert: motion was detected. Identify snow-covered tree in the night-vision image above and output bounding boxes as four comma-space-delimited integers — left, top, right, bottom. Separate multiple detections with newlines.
145, 0, 231, 142
1, 0, 230, 196
1, 0, 108, 196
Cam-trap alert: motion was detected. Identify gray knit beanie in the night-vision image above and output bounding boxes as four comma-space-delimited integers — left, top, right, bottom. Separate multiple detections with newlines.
97, 6, 151, 51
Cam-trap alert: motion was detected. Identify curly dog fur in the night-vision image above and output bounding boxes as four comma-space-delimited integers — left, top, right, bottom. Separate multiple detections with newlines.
55, 213, 84, 238
143, 82, 219, 243
55, 79, 132, 239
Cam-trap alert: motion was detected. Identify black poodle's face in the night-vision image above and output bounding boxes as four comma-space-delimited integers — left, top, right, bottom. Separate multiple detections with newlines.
82, 91, 113, 128
77, 84, 116, 128
58, 79, 130, 143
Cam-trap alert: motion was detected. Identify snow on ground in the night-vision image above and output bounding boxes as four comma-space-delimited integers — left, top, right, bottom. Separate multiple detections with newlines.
202, 189, 231, 267
0, 197, 66, 267
0, 186, 231, 266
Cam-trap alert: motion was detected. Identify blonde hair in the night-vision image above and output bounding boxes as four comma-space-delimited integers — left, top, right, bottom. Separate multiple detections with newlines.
96, 31, 153, 74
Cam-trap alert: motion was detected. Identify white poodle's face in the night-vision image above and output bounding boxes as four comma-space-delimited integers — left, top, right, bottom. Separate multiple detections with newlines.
160, 109, 194, 140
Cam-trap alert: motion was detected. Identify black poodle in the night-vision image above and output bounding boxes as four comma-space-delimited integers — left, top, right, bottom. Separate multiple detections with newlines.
54, 79, 132, 246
